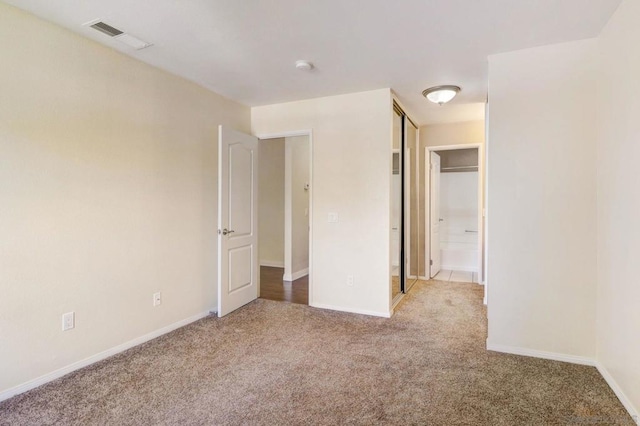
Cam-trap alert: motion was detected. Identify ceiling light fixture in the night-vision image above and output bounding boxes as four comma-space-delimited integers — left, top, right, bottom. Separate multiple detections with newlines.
422, 85, 461, 105
295, 60, 314, 71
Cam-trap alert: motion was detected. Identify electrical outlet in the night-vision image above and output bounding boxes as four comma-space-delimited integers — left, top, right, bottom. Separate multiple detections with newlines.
62, 312, 75, 331
347, 275, 354, 287
153, 292, 162, 307
328, 212, 338, 223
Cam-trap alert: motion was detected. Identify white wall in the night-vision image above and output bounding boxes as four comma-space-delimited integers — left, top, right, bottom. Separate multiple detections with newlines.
258, 138, 285, 267
487, 39, 598, 358
286, 136, 310, 278
252, 89, 392, 316
0, 4, 250, 396
596, 0, 640, 416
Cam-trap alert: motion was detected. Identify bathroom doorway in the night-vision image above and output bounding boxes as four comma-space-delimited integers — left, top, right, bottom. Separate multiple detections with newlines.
427, 145, 483, 284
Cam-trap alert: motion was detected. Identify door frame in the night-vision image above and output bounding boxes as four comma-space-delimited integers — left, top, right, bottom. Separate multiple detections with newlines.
425, 143, 484, 285
255, 130, 314, 306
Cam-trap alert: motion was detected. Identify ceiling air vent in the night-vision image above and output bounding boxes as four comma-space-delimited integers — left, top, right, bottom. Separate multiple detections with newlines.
85, 20, 152, 50
89, 21, 123, 37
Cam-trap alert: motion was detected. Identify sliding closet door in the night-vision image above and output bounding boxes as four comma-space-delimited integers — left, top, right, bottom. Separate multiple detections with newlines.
406, 120, 419, 290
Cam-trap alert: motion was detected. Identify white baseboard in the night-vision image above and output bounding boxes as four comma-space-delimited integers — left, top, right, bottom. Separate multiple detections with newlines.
486, 342, 638, 423
260, 260, 284, 268
0, 310, 211, 403
595, 362, 639, 424
441, 265, 478, 273
486, 342, 596, 366
283, 267, 308, 282
310, 302, 391, 318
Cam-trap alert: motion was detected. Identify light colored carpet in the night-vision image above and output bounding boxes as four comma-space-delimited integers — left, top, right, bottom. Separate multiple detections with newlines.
0, 280, 634, 425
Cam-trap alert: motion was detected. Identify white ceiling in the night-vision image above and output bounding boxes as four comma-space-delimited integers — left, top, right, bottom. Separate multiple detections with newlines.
4, 0, 622, 125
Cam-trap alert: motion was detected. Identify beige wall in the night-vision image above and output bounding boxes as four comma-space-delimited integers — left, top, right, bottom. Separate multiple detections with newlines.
420, 120, 485, 147
487, 11, 640, 416
0, 4, 250, 396
487, 39, 598, 358
258, 138, 285, 266
596, 0, 640, 416
252, 89, 393, 316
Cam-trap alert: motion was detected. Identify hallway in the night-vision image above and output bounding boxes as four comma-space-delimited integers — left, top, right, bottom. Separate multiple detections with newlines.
259, 266, 308, 305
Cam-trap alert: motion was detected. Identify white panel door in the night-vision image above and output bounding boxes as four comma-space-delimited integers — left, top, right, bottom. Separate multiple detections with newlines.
218, 126, 259, 317
430, 152, 442, 277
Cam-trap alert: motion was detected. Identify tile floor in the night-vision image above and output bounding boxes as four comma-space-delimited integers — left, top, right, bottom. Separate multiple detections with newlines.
433, 269, 479, 283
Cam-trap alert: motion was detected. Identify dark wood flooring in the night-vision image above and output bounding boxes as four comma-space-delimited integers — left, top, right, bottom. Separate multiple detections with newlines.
260, 266, 308, 305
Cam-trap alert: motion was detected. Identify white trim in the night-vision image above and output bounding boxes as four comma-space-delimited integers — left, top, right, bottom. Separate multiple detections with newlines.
486, 342, 596, 366
260, 260, 284, 268
283, 268, 309, 282
256, 130, 313, 306
423, 147, 430, 278
483, 102, 489, 306
255, 130, 312, 139
311, 303, 391, 318
284, 138, 293, 280
0, 311, 210, 402
427, 143, 483, 151
595, 363, 639, 424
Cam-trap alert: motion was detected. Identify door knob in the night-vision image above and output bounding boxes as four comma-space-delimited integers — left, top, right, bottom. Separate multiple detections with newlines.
221, 228, 235, 236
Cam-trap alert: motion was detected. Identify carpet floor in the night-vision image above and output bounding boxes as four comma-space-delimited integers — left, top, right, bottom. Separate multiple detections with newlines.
0, 280, 634, 425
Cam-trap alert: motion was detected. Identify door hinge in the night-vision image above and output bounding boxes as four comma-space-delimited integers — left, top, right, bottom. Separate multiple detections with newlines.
430, 259, 433, 266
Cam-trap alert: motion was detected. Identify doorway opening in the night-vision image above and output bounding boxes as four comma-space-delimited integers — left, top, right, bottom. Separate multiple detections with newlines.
427, 145, 483, 285
257, 133, 312, 305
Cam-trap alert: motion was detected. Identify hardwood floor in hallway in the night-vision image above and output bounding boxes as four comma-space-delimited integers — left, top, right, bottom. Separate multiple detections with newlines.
260, 266, 308, 305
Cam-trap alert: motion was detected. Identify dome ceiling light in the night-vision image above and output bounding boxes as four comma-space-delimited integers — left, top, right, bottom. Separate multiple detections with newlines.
422, 85, 461, 105
295, 60, 314, 71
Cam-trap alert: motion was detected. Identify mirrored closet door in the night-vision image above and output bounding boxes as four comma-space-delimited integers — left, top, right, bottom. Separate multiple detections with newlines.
391, 102, 422, 303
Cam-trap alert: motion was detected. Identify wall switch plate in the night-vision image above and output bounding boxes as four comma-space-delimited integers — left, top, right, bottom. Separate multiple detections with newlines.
328, 212, 338, 223
347, 275, 354, 287
62, 312, 75, 331
153, 292, 162, 307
